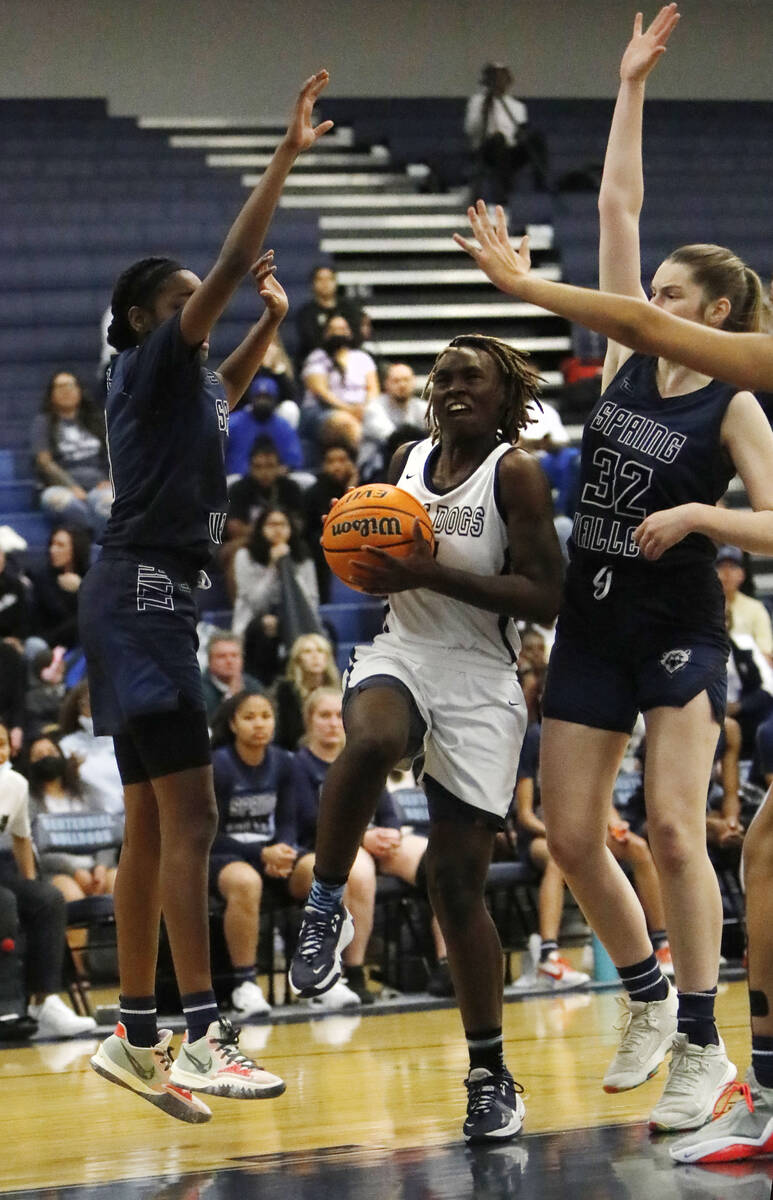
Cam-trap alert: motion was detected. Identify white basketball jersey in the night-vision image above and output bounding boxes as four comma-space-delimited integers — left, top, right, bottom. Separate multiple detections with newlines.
381, 438, 520, 669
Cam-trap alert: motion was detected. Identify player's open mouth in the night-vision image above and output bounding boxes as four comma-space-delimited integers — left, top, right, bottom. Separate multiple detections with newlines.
447, 401, 471, 414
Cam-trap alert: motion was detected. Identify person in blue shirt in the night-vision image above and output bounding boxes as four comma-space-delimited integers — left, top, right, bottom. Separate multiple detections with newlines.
225, 382, 304, 475
81, 70, 333, 1121
209, 691, 298, 1020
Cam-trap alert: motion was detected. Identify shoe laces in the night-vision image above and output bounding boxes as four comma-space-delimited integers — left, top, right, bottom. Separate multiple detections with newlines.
297, 908, 337, 961
465, 1071, 523, 1116
613, 996, 659, 1050
211, 1018, 261, 1071
713, 1080, 754, 1118
154, 1044, 174, 1074
663, 1040, 712, 1096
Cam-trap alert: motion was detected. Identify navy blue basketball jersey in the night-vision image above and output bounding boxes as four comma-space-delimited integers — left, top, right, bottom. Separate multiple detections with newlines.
101, 312, 229, 571
569, 354, 736, 576
212, 743, 296, 848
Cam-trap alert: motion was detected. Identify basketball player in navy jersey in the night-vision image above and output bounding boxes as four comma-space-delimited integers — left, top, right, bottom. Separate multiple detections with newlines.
83, 71, 333, 1120
455, 6, 772, 1138
289, 333, 564, 1142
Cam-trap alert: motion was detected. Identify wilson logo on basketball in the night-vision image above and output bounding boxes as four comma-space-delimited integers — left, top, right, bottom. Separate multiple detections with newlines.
330, 516, 402, 538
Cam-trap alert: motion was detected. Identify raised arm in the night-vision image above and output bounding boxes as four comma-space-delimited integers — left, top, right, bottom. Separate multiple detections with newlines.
217, 252, 289, 410
453, 202, 773, 394
599, 5, 680, 385
179, 71, 332, 348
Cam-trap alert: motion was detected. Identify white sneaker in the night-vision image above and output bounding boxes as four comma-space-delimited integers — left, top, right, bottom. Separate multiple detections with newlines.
602, 985, 678, 1092
537, 952, 590, 990
30, 994, 98, 1038
169, 1017, 285, 1099
649, 1034, 737, 1131
307, 978, 361, 1010
231, 980, 271, 1017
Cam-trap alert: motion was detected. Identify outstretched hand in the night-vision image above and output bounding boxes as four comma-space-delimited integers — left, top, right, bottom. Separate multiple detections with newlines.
453, 201, 531, 297
250, 250, 289, 322
619, 5, 680, 84
347, 519, 436, 595
283, 69, 334, 154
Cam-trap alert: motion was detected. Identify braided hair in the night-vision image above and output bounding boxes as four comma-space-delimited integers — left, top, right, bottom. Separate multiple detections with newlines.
423, 333, 543, 445
106, 256, 184, 352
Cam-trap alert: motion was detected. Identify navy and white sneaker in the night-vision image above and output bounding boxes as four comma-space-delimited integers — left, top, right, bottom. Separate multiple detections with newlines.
463, 1068, 525, 1143
288, 903, 354, 997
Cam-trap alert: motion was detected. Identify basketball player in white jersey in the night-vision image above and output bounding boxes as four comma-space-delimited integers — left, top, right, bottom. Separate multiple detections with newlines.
289, 334, 564, 1142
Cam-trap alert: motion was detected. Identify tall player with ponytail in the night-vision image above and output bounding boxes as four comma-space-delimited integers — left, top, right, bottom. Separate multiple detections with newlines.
81, 72, 332, 1121
289, 332, 564, 1143
456, 6, 773, 1143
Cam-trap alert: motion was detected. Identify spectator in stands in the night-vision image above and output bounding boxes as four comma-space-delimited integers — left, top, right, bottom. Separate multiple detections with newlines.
519, 400, 580, 520
272, 633, 340, 751
0, 546, 30, 643
24, 647, 67, 741
30, 371, 112, 535
716, 545, 773, 663
464, 63, 549, 204
248, 330, 299, 420
706, 716, 745, 868
726, 620, 773, 758
232, 507, 319, 685
512, 724, 590, 989
288, 687, 379, 1006
0, 720, 96, 1037
225, 437, 305, 544
209, 690, 299, 1018
301, 314, 379, 453
201, 632, 264, 722
26, 734, 117, 902
303, 440, 359, 600
295, 264, 365, 369
360, 363, 429, 479
225, 386, 304, 478
29, 526, 90, 651
57, 680, 124, 815
0, 641, 25, 757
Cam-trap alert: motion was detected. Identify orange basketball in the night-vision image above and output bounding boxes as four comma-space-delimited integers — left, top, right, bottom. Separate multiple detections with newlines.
321, 483, 435, 591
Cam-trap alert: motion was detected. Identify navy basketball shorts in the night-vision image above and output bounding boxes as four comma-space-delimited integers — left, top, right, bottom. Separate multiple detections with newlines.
542, 567, 728, 734
78, 552, 207, 737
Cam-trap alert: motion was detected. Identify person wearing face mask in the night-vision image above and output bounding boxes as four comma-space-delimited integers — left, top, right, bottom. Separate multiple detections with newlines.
300, 314, 379, 461
225, 382, 304, 478
57, 681, 124, 815
0, 721, 97, 1037
26, 735, 118, 902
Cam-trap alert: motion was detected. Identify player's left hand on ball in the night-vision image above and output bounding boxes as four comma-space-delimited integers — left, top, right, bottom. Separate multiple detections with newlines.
348, 520, 435, 594
634, 503, 696, 560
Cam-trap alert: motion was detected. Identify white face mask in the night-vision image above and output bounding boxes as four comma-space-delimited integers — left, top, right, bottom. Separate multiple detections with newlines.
78, 715, 94, 736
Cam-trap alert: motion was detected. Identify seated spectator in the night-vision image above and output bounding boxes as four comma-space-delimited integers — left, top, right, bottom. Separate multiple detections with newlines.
29, 526, 91, 651
304, 441, 359, 600
272, 633, 340, 751
511, 724, 590, 989
26, 734, 118, 902
0, 720, 96, 1037
727, 622, 773, 758
225, 390, 304, 479
300, 315, 379, 455
294, 264, 365, 370
0, 545, 31, 643
0, 641, 25, 757
209, 691, 299, 1018
716, 545, 773, 662
465, 62, 550, 203
30, 371, 112, 535
24, 647, 67, 741
706, 716, 745, 869
288, 687, 378, 1007
232, 507, 319, 685
225, 437, 306, 544
248, 330, 299, 422
201, 632, 265, 722
360, 363, 429, 478
57, 680, 124, 814
519, 401, 580, 520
